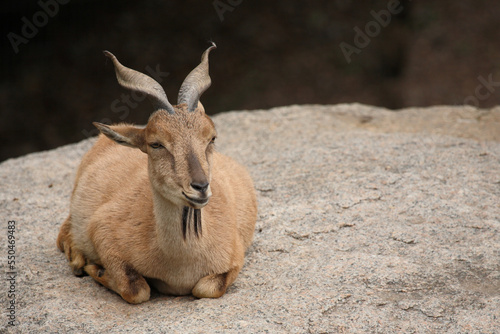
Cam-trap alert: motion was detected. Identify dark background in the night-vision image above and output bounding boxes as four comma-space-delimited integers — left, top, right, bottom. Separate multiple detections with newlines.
1, 0, 500, 161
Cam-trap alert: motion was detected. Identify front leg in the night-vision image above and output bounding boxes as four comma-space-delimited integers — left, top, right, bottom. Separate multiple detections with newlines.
85, 261, 151, 304
192, 265, 241, 298
57, 216, 86, 276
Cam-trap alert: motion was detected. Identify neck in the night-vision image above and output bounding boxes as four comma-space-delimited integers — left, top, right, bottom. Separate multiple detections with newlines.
152, 188, 182, 243
152, 188, 202, 248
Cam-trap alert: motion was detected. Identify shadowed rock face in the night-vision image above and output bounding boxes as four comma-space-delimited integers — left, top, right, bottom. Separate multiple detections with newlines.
1, 104, 499, 333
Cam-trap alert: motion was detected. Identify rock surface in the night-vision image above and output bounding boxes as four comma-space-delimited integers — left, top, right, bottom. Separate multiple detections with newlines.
0, 104, 499, 333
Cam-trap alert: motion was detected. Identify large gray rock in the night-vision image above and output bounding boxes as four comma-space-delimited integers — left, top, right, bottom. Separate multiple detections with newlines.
1, 104, 499, 333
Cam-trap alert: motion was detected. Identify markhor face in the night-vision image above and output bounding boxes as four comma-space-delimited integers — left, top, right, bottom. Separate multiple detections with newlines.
145, 107, 217, 209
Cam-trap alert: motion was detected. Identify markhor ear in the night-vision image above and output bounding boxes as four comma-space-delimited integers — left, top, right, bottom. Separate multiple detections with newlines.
196, 101, 205, 114
93, 122, 147, 153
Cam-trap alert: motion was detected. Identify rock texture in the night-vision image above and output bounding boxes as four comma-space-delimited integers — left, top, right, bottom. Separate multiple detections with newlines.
0, 104, 499, 333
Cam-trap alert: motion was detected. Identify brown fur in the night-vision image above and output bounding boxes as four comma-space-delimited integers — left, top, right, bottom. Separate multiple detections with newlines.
57, 105, 257, 303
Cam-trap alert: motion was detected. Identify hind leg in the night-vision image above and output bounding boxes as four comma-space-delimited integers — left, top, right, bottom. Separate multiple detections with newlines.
84, 260, 150, 304
57, 216, 86, 276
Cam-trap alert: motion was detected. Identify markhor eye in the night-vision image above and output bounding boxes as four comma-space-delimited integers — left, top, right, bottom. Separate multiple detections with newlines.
149, 142, 163, 149
210, 136, 216, 144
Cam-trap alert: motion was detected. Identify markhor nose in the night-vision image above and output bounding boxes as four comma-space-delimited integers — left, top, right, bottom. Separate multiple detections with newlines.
191, 181, 209, 193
